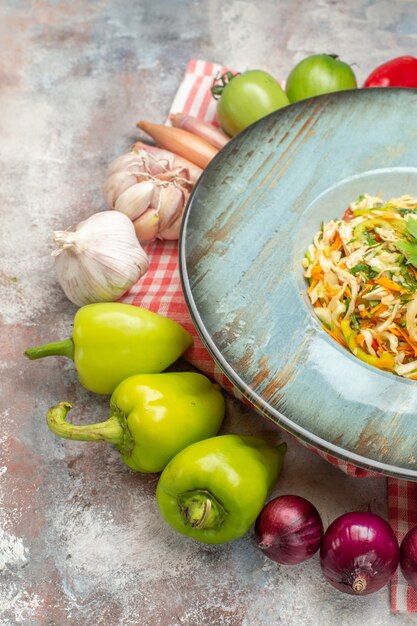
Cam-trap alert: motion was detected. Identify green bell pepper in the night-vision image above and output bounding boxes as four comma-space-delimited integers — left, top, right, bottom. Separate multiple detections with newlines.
353, 217, 406, 243
46, 372, 225, 473
156, 434, 287, 544
24, 303, 193, 394
340, 318, 395, 370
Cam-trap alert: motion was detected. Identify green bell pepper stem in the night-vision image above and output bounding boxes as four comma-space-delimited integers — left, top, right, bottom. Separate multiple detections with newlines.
47, 401, 125, 445
340, 318, 395, 370
24, 338, 74, 361
156, 435, 287, 544
45, 372, 225, 473
177, 489, 228, 530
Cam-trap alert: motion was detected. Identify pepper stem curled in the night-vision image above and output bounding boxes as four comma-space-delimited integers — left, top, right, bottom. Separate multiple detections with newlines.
177, 489, 228, 530
24, 338, 74, 361
47, 401, 124, 445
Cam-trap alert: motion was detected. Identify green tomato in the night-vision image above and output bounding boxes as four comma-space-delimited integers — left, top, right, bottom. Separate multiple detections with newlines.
213, 70, 290, 137
285, 54, 357, 103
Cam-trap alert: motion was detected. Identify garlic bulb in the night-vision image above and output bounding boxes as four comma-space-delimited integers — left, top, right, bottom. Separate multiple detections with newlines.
103, 144, 200, 243
52, 211, 149, 306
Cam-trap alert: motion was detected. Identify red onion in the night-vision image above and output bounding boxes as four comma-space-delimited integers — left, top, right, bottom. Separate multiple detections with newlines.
320, 511, 399, 595
254, 495, 324, 565
400, 525, 417, 588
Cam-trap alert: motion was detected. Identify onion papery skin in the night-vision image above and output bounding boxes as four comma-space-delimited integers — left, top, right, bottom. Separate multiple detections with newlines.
255, 495, 324, 565
400, 525, 417, 588
320, 512, 399, 595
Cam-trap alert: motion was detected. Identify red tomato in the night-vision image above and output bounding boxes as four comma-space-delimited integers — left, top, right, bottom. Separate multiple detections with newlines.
363, 56, 417, 88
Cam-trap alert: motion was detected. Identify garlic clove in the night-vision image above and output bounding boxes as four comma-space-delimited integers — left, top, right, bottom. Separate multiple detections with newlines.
155, 166, 192, 189
133, 208, 160, 242
132, 141, 176, 174
147, 154, 175, 177
106, 151, 152, 176
159, 188, 190, 240
103, 170, 139, 208
53, 211, 149, 307
166, 154, 202, 184
150, 184, 161, 211
158, 213, 184, 241
133, 141, 203, 184
155, 184, 184, 231
114, 181, 155, 221
106, 151, 139, 175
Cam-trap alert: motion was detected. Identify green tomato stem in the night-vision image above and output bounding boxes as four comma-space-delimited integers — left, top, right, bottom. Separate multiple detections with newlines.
177, 489, 228, 530
24, 338, 74, 361
47, 401, 125, 445
210, 71, 239, 99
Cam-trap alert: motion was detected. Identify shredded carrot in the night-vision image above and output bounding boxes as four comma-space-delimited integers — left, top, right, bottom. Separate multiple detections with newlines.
369, 302, 388, 317
397, 342, 412, 354
373, 330, 383, 345
376, 276, 407, 294
308, 280, 318, 294
356, 333, 366, 347
360, 283, 374, 297
322, 325, 347, 347
324, 284, 340, 297
395, 327, 417, 356
330, 233, 342, 252
389, 326, 402, 336
344, 285, 352, 298
311, 265, 324, 280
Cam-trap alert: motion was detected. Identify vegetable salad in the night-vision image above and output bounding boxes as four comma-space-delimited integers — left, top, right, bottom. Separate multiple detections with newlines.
303, 194, 417, 378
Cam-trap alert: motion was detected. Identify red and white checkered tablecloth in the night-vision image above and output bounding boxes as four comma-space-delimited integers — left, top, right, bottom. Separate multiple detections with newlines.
121, 59, 417, 613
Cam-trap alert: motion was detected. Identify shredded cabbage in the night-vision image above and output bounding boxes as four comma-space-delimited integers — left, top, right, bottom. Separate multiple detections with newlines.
304, 194, 417, 378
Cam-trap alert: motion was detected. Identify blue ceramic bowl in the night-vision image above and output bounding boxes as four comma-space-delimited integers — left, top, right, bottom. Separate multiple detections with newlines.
180, 88, 417, 479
